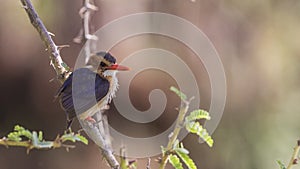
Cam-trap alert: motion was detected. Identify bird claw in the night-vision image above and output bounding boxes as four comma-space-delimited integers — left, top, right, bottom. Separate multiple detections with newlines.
85, 116, 96, 124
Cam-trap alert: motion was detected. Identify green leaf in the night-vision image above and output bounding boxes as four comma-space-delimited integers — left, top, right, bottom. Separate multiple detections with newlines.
174, 148, 189, 154
7, 125, 33, 141
169, 154, 184, 169
14, 125, 25, 132
7, 132, 21, 142
185, 121, 214, 147
20, 130, 32, 140
176, 151, 197, 169
174, 142, 189, 154
186, 109, 211, 122
170, 86, 187, 101
75, 134, 88, 145
61, 133, 88, 145
38, 131, 43, 141
276, 160, 286, 169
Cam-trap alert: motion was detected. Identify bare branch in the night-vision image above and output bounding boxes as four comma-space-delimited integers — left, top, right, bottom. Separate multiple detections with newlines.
287, 140, 300, 169
82, 121, 119, 169
20, 0, 71, 83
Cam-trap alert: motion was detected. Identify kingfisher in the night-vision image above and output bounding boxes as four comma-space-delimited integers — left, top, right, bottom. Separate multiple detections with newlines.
56, 52, 129, 128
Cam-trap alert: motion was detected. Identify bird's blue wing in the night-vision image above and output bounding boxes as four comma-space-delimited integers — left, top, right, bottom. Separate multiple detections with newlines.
57, 68, 109, 120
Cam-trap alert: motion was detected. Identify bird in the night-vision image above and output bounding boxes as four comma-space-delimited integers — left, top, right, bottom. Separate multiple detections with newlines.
56, 52, 129, 129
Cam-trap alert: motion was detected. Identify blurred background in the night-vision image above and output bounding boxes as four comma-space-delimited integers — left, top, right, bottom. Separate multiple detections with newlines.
0, 0, 300, 169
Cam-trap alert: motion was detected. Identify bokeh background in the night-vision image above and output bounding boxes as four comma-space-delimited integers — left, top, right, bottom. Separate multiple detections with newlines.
1, 0, 300, 169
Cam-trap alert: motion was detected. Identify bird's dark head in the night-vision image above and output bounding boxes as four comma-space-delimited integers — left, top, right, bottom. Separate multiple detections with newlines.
90, 52, 129, 76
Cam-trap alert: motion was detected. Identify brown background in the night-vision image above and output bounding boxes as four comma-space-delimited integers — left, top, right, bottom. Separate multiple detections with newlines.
0, 0, 300, 169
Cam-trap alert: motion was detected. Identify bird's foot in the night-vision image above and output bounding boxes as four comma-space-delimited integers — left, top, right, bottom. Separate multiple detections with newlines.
84, 116, 97, 124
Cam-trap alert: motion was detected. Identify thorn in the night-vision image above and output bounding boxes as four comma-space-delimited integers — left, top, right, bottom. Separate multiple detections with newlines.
73, 29, 84, 44
293, 158, 298, 165
73, 36, 83, 44
49, 77, 55, 83
57, 45, 70, 51
50, 60, 54, 67
48, 31, 55, 37
21, 5, 28, 9
189, 96, 195, 102
155, 157, 162, 163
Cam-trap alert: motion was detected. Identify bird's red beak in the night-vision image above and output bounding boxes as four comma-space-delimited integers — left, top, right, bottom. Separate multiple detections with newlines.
106, 64, 130, 71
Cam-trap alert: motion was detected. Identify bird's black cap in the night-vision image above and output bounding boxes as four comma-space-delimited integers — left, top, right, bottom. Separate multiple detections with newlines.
96, 52, 116, 67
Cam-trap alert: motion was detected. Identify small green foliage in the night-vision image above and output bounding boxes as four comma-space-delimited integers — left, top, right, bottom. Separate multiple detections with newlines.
276, 160, 287, 169
75, 134, 88, 145
169, 154, 184, 169
7, 125, 33, 141
2, 125, 88, 151
185, 109, 211, 122
173, 142, 189, 155
161, 87, 214, 169
185, 121, 213, 147
175, 151, 197, 169
61, 133, 88, 145
170, 86, 187, 101
120, 157, 127, 169
38, 131, 43, 141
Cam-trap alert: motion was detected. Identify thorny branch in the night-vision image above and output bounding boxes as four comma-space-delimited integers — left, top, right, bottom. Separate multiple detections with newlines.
20, 0, 71, 83
159, 97, 193, 169
20, 0, 119, 168
0, 134, 76, 154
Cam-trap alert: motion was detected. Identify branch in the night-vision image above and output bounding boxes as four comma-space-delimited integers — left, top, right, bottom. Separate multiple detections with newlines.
159, 88, 192, 169
73, 0, 98, 44
0, 125, 87, 154
20, 1, 119, 168
20, 0, 71, 83
287, 140, 300, 169
82, 122, 119, 169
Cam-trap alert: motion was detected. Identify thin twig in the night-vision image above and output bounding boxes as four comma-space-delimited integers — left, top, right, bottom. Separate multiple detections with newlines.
159, 99, 191, 169
287, 140, 300, 169
0, 136, 75, 154
20, 0, 71, 83
82, 122, 119, 169
73, 0, 98, 44
146, 158, 151, 169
